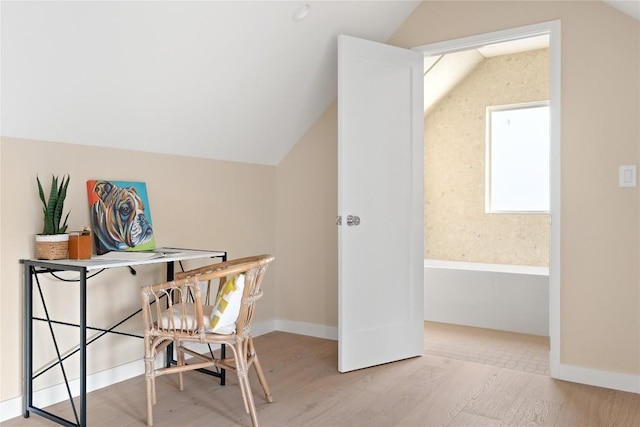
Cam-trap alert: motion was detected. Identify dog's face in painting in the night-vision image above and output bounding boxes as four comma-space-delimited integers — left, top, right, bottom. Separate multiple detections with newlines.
91, 181, 154, 252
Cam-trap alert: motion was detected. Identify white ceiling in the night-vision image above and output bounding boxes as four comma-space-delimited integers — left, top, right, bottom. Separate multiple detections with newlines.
604, 0, 640, 21
1, 1, 637, 166
1, 1, 420, 166
423, 35, 550, 114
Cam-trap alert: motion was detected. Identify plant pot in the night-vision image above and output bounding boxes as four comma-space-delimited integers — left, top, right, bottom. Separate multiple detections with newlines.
35, 234, 69, 260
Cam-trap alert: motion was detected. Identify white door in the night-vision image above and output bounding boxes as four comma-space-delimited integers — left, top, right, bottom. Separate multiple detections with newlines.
338, 35, 424, 372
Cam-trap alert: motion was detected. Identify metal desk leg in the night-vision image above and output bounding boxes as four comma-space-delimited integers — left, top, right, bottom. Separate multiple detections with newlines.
80, 269, 87, 426
166, 261, 175, 369
23, 265, 33, 418
220, 253, 227, 385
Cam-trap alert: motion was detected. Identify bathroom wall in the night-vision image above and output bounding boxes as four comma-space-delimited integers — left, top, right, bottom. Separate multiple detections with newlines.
424, 48, 550, 266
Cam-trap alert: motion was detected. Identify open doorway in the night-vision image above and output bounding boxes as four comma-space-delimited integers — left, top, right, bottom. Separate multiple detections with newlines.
415, 21, 561, 377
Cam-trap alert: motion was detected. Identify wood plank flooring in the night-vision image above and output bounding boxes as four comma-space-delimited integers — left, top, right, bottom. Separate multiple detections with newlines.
3, 329, 640, 426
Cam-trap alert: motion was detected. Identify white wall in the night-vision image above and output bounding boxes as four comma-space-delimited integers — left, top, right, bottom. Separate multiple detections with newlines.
424, 260, 549, 336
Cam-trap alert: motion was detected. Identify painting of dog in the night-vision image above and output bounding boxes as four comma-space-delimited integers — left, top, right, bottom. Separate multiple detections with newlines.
87, 180, 156, 255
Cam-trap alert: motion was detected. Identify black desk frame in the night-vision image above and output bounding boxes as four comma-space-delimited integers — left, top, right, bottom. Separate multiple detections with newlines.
21, 249, 227, 427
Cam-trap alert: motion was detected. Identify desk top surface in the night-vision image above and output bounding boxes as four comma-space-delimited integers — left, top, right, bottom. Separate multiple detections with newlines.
21, 248, 226, 271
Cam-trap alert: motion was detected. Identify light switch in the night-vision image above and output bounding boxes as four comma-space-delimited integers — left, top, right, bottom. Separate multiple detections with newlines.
619, 165, 636, 187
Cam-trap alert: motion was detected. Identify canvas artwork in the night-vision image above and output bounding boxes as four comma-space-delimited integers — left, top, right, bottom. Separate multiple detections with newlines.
86, 180, 156, 255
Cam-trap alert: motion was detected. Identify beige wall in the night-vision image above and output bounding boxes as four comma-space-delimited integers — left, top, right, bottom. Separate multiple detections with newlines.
0, 137, 276, 400
425, 48, 550, 266
275, 103, 338, 327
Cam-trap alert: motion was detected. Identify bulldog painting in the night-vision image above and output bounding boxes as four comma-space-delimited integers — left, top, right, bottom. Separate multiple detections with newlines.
87, 180, 156, 255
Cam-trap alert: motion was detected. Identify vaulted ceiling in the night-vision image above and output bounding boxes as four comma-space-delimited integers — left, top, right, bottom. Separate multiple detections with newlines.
1, 1, 420, 166
1, 1, 637, 166
605, 0, 640, 20
423, 34, 550, 115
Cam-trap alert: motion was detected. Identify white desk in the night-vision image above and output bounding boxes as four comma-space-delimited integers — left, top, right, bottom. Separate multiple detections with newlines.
21, 248, 226, 427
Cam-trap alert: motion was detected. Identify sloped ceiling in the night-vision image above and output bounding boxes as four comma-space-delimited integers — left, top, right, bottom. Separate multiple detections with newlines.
423, 34, 550, 114
1, 1, 420, 166
603, 0, 640, 20
1, 1, 637, 166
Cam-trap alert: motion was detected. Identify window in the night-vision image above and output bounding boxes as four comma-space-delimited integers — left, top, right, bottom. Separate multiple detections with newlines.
486, 101, 549, 213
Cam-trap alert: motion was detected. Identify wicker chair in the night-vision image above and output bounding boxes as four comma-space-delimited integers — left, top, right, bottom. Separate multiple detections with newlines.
140, 254, 275, 426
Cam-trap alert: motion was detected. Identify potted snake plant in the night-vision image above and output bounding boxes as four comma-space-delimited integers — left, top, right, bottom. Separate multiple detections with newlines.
35, 174, 71, 260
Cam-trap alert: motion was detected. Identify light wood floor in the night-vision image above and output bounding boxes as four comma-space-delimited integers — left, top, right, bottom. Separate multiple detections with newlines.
4, 329, 640, 427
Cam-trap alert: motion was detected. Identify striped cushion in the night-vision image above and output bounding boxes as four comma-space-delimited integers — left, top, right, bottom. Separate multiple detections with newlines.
209, 273, 245, 334
157, 274, 245, 334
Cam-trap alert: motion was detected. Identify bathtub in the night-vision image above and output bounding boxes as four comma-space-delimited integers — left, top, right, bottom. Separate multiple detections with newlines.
424, 259, 549, 336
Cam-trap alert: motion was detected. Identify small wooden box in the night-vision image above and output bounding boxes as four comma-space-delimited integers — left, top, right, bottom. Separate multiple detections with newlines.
69, 232, 92, 259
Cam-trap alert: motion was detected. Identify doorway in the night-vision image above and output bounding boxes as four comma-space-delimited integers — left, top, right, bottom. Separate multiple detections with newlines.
414, 21, 561, 377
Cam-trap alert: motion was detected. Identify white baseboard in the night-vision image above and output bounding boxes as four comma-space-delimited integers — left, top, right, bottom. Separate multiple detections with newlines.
0, 395, 22, 423
274, 319, 338, 340
555, 363, 640, 394
3, 321, 636, 422
181, 320, 337, 357
0, 357, 153, 422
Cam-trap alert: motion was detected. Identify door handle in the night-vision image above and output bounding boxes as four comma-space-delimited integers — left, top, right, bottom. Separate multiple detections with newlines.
346, 215, 360, 226
336, 215, 361, 226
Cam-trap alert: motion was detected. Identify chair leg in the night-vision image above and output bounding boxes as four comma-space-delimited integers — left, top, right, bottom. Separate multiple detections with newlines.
144, 340, 155, 427
247, 336, 273, 403
145, 373, 154, 427
229, 341, 250, 414
151, 375, 156, 405
241, 372, 259, 427
177, 340, 185, 391
234, 339, 263, 425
